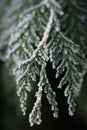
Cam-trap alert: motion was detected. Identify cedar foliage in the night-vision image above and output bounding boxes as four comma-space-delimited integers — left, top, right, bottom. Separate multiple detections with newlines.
0, 0, 87, 127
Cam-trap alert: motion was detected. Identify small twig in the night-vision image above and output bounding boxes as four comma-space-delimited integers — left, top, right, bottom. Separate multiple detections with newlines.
38, 9, 54, 48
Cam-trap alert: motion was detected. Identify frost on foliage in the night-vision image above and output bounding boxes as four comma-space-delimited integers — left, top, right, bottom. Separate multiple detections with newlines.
8, 0, 63, 59
48, 31, 84, 115
29, 65, 58, 127
43, 69, 58, 118
16, 46, 49, 116
8, 0, 85, 127
29, 67, 44, 127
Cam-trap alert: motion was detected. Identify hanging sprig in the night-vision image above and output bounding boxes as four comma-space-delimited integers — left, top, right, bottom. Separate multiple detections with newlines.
7, 0, 85, 126
29, 67, 43, 126
16, 46, 49, 116
48, 30, 85, 115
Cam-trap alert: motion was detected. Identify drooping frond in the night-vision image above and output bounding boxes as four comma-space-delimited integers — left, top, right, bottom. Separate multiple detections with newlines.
48, 31, 84, 115
7, 0, 85, 126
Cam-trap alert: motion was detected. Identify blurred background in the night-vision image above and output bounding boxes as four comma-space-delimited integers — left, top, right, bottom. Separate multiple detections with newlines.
0, 0, 87, 130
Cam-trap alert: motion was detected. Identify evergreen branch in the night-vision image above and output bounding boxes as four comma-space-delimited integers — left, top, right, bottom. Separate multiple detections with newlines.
48, 30, 85, 115
7, 0, 85, 126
